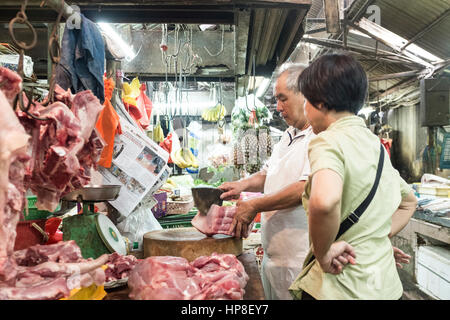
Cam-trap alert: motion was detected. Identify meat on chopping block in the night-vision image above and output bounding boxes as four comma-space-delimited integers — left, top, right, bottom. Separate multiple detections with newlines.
191, 205, 254, 237
128, 253, 249, 300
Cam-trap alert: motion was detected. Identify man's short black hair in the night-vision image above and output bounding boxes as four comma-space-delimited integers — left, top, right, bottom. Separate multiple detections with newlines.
297, 53, 368, 114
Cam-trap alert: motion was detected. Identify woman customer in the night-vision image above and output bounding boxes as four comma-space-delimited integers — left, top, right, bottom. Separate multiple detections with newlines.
289, 53, 417, 300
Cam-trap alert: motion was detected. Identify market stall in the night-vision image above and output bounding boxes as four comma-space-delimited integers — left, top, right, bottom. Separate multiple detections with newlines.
1, 0, 449, 303
0, 0, 315, 301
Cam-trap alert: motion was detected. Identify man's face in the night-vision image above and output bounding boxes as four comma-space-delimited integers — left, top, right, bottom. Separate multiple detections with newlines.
274, 72, 306, 129
303, 98, 326, 134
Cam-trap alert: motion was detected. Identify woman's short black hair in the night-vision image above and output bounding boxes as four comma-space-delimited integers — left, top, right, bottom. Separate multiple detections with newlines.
298, 53, 368, 114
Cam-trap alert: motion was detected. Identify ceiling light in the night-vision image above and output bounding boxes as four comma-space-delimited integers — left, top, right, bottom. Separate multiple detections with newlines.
199, 24, 216, 31
98, 23, 137, 62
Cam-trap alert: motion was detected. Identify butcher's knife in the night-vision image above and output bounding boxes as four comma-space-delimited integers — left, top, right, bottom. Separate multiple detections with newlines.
191, 187, 224, 215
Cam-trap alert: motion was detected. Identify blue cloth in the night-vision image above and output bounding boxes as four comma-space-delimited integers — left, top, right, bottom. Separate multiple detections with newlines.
56, 14, 105, 104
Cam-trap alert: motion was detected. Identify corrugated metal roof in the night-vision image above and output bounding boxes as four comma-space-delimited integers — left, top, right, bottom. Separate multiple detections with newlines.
337, 0, 449, 103
374, 0, 450, 60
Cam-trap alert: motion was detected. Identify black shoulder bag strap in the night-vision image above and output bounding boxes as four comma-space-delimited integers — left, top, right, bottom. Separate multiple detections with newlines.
306, 143, 385, 265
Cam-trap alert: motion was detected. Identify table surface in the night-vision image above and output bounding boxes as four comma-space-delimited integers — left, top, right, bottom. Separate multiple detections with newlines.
104, 250, 265, 300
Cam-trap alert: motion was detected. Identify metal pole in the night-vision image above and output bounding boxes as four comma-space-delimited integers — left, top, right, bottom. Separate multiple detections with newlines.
40, 0, 72, 20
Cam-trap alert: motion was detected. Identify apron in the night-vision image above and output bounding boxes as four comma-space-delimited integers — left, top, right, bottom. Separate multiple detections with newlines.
260, 127, 311, 300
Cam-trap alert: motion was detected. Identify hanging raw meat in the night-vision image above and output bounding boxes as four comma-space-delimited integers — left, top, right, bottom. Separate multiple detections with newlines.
0, 67, 108, 300
18, 84, 105, 212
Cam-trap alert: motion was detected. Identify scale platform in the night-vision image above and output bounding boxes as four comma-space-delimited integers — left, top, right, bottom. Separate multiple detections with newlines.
61, 185, 127, 259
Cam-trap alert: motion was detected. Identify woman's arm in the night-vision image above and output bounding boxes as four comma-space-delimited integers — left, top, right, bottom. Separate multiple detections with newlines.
308, 169, 357, 274
308, 169, 343, 261
389, 190, 417, 238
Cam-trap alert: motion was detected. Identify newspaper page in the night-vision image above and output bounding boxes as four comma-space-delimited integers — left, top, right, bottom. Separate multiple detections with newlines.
98, 116, 170, 216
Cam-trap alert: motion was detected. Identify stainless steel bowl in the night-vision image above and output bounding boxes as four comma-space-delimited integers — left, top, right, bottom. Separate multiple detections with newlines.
62, 185, 121, 202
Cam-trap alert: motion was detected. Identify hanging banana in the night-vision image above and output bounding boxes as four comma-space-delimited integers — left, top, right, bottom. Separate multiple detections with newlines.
201, 103, 226, 122
172, 148, 199, 169
152, 121, 165, 143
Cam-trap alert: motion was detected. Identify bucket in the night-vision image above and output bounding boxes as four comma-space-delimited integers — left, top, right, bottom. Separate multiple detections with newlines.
14, 219, 48, 251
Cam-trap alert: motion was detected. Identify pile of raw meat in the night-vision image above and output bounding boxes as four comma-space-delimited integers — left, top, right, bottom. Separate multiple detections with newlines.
128, 253, 249, 300
0, 67, 107, 299
191, 204, 253, 237
105, 252, 139, 283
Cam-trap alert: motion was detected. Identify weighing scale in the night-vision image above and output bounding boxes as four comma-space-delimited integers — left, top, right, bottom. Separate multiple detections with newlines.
61, 185, 127, 259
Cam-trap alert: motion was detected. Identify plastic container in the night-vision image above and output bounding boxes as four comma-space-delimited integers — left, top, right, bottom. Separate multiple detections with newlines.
416, 184, 450, 197
157, 211, 196, 229
14, 219, 47, 251
23, 196, 61, 221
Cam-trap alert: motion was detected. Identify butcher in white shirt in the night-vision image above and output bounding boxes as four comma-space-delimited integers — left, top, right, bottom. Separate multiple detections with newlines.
219, 62, 314, 300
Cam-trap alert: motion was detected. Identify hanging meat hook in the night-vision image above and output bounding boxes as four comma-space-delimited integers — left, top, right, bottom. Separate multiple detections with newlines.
203, 25, 224, 57
41, 0, 65, 107
8, 0, 49, 121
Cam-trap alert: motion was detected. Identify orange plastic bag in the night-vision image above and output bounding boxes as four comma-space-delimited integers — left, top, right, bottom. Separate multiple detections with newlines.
96, 77, 122, 168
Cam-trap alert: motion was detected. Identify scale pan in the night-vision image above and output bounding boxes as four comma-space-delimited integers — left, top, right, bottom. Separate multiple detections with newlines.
62, 185, 121, 202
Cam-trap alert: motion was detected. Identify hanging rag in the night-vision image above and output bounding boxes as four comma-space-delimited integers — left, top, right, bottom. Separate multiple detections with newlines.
55, 14, 105, 103
96, 77, 122, 168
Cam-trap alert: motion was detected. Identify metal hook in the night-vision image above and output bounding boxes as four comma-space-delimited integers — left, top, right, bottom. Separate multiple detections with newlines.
203, 25, 224, 57
8, 0, 51, 121
8, 1, 37, 52
41, 0, 64, 107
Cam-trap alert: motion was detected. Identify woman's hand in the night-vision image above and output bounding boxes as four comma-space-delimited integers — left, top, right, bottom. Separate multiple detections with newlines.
393, 246, 411, 269
316, 241, 357, 275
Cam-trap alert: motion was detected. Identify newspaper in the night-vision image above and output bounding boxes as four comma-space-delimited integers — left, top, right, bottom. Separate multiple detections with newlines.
98, 116, 170, 216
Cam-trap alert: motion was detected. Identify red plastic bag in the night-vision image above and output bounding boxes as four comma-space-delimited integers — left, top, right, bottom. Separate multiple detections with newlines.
45, 217, 63, 245
136, 83, 153, 129
159, 132, 173, 163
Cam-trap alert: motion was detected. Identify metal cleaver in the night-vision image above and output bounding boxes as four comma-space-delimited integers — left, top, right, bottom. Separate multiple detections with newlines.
191, 187, 224, 215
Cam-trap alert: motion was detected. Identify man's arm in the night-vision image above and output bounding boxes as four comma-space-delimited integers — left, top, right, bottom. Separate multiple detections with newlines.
250, 180, 305, 212
219, 170, 267, 200
228, 180, 306, 238
389, 190, 417, 238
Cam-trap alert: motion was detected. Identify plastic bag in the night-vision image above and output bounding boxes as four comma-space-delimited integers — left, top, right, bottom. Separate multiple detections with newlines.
116, 199, 163, 251
136, 83, 153, 129
44, 217, 63, 245
206, 142, 232, 168
60, 284, 107, 300
96, 77, 122, 168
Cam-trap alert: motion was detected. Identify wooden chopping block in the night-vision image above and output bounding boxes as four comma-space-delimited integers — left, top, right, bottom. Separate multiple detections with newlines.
143, 227, 243, 261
